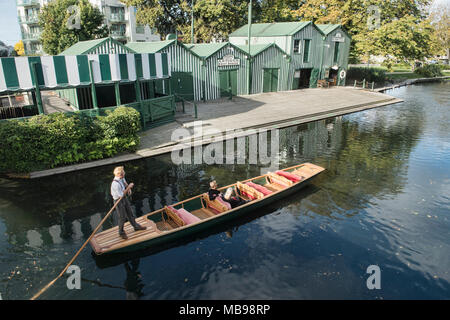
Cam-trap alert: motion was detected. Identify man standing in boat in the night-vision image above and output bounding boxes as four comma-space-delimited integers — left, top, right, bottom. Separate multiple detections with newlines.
111, 166, 146, 240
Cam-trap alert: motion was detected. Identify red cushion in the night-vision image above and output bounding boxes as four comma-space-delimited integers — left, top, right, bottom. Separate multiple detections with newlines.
246, 181, 272, 196
275, 170, 302, 182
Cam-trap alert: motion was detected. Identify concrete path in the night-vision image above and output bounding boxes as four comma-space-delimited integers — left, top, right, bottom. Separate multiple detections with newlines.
27, 87, 402, 179
42, 91, 75, 114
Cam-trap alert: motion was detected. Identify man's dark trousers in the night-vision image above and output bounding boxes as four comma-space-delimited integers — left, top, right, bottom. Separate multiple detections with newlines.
115, 197, 140, 235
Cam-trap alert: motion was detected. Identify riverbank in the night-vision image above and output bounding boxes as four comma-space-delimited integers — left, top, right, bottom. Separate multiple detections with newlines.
376, 75, 450, 93
23, 87, 402, 179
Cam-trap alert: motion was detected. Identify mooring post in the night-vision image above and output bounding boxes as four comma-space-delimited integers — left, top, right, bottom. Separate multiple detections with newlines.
362, 79, 366, 89
354, 80, 357, 88
30, 62, 44, 115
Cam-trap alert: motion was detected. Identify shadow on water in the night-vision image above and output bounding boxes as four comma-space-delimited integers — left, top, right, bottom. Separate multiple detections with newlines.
93, 184, 321, 269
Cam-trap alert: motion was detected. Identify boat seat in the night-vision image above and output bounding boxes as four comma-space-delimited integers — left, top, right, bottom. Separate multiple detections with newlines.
163, 206, 185, 227
202, 193, 229, 214
267, 172, 293, 188
275, 170, 303, 182
245, 181, 272, 196
168, 206, 201, 225
236, 181, 264, 200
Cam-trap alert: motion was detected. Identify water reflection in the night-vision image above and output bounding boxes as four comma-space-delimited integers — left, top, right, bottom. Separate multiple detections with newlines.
0, 82, 449, 299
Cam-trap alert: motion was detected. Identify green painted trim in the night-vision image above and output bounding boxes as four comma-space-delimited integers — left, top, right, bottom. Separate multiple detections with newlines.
99, 54, 112, 81
118, 54, 129, 80
53, 55, 69, 85
1, 58, 20, 89
77, 55, 91, 84
30, 62, 43, 115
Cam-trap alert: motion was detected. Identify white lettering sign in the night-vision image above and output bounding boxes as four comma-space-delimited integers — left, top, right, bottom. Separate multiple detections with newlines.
332, 32, 345, 42
218, 55, 240, 67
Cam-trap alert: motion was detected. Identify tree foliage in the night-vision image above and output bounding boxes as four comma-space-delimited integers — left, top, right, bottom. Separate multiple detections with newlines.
14, 40, 25, 56
128, 0, 441, 63
38, 0, 108, 55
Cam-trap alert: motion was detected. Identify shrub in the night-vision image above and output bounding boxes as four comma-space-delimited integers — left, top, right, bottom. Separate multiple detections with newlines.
0, 106, 141, 173
346, 67, 387, 84
414, 64, 443, 78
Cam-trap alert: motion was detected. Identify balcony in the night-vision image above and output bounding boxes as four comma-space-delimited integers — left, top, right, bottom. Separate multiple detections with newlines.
108, 13, 126, 23
18, 15, 39, 24
110, 29, 127, 40
16, 0, 40, 7
22, 32, 41, 41
136, 25, 145, 34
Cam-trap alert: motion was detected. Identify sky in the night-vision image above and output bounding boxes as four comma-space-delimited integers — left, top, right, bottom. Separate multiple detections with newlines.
0, 0, 447, 47
0, 0, 21, 46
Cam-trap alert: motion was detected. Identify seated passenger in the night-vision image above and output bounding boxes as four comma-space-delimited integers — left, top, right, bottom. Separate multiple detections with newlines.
208, 180, 221, 201
221, 187, 249, 209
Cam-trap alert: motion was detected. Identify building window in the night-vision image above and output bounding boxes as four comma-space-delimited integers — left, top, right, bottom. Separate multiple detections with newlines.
303, 39, 310, 62
333, 42, 340, 63
293, 39, 301, 54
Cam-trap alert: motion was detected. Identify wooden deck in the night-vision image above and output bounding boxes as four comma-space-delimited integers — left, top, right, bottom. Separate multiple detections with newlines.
90, 216, 161, 254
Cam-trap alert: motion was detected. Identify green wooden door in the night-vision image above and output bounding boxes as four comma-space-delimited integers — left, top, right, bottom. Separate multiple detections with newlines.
219, 70, 238, 98
219, 70, 229, 97
263, 68, 279, 93
271, 68, 278, 92
171, 72, 194, 101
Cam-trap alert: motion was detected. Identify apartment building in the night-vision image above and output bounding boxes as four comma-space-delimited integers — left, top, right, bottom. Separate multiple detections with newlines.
16, 0, 160, 55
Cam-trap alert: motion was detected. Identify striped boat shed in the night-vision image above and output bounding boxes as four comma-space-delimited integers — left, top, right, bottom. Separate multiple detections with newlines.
235, 43, 290, 94
57, 37, 171, 111
60, 37, 135, 55
126, 40, 204, 101
186, 42, 249, 100
316, 24, 351, 85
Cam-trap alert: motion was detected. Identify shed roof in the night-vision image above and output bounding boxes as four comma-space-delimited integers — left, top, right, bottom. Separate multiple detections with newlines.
125, 40, 176, 53
234, 43, 287, 57
316, 24, 341, 35
185, 42, 229, 59
59, 37, 134, 55
230, 21, 312, 37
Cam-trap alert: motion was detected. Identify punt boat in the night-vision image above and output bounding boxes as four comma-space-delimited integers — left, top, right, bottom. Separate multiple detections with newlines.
90, 162, 325, 255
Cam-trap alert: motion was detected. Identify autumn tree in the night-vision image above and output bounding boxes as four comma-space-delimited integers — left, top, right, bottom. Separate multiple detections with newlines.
429, 2, 450, 59
14, 40, 25, 56
39, 0, 108, 55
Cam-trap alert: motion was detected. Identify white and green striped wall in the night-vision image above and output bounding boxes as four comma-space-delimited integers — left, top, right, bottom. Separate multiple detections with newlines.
0, 53, 171, 93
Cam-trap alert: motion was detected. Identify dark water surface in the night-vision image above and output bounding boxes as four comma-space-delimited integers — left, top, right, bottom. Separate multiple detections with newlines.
0, 82, 449, 300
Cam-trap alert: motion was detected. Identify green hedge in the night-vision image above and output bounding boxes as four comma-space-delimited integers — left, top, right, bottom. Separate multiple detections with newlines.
0, 106, 141, 173
346, 67, 387, 84
414, 64, 443, 78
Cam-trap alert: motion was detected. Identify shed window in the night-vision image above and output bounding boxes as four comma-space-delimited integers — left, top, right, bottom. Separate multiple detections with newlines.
293, 39, 301, 54
333, 42, 340, 63
303, 39, 311, 63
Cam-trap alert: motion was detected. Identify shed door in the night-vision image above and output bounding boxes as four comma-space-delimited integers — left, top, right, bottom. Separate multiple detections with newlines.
263, 68, 278, 93
219, 70, 238, 98
171, 72, 194, 101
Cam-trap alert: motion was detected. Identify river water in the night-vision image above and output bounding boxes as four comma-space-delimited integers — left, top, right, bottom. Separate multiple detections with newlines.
0, 82, 449, 300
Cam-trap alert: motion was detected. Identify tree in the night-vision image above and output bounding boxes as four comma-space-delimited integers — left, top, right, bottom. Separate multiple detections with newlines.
429, 2, 450, 59
293, 0, 434, 64
123, 0, 192, 40
38, 0, 108, 55
0, 41, 15, 57
14, 40, 25, 56
123, 0, 256, 42
258, 0, 299, 22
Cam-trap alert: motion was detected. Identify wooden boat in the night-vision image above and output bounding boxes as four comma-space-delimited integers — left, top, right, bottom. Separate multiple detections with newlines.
90, 163, 325, 255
